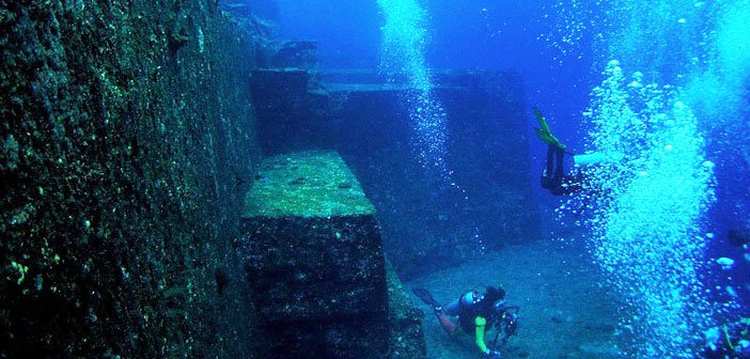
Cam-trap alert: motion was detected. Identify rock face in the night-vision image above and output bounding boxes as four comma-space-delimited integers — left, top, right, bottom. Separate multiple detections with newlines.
0, 2, 262, 357
271, 40, 319, 68
250, 68, 329, 154
241, 151, 426, 358
386, 260, 428, 358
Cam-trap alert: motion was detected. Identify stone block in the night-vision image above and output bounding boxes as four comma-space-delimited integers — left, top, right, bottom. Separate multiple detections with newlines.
241, 151, 391, 357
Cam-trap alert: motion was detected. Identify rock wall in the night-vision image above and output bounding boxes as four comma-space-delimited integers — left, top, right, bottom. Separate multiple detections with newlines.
0, 1, 261, 357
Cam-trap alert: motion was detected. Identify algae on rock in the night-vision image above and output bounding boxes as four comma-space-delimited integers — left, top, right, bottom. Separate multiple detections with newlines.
0, 1, 263, 357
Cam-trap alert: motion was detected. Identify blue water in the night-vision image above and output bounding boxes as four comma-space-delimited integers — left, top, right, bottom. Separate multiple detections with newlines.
238, 0, 749, 357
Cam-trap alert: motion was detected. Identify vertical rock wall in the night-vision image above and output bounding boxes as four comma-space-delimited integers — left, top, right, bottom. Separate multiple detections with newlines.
0, 1, 261, 357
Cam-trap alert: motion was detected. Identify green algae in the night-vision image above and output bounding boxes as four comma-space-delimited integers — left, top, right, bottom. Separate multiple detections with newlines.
243, 151, 376, 218
10, 261, 28, 285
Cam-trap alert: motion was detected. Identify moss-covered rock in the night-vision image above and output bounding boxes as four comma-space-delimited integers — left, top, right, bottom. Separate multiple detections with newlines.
240, 151, 426, 358
0, 1, 262, 357
243, 150, 376, 217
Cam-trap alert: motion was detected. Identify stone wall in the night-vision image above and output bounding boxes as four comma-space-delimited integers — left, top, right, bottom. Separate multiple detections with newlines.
0, 1, 261, 357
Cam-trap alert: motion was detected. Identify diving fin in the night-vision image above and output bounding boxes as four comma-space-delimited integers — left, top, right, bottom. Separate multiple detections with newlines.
533, 107, 551, 133
533, 107, 566, 150
413, 288, 441, 308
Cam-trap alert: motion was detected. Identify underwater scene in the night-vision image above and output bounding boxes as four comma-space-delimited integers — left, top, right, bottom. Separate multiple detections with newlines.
1, 0, 749, 358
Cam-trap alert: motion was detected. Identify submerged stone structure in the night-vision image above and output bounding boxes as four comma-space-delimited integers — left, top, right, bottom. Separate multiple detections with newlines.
1, 2, 529, 356
251, 69, 540, 278
241, 151, 425, 358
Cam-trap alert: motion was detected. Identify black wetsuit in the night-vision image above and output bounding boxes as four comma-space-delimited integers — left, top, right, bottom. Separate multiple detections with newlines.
541, 145, 583, 196
445, 292, 497, 334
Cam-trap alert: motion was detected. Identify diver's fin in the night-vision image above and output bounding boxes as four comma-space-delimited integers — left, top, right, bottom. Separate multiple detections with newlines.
532, 107, 544, 120
535, 127, 560, 147
534, 127, 548, 142
533, 108, 566, 150
533, 107, 551, 133
413, 288, 441, 308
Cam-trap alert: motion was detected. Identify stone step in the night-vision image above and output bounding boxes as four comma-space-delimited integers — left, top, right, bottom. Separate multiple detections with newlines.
242, 151, 375, 218
318, 68, 485, 87
240, 150, 425, 358
318, 69, 402, 84
318, 70, 483, 93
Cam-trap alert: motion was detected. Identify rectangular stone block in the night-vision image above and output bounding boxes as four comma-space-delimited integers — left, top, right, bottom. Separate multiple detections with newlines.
242, 151, 375, 218
243, 215, 386, 321
240, 151, 390, 357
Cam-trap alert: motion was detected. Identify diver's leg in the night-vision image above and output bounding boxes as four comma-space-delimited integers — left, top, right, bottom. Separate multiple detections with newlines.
546, 147, 568, 195
444, 300, 460, 316
541, 145, 556, 189
546, 145, 555, 176
554, 147, 565, 180
436, 311, 458, 335
546, 146, 565, 190
435, 299, 459, 335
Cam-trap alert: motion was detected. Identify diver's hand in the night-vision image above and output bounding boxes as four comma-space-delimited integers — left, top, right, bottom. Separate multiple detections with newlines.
483, 350, 502, 358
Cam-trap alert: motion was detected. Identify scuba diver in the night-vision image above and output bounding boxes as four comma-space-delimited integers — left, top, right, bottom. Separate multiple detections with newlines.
413, 286, 519, 358
704, 316, 750, 358
533, 108, 622, 196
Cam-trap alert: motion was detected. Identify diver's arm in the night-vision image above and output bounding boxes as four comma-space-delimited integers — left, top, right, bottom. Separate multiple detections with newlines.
474, 316, 490, 354
475, 316, 503, 358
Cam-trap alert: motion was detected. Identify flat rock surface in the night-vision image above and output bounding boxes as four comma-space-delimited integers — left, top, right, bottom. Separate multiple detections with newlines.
322, 82, 463, 93
243, 151, 375, 217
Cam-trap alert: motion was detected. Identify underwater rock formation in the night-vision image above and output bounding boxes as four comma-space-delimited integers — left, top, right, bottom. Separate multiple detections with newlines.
386, 260, 428, 358
240, 151, 426, 358
0, 1, 263, 357
250, 68, 540, 277
271, 40, 319, 68
249, 68, 329, 154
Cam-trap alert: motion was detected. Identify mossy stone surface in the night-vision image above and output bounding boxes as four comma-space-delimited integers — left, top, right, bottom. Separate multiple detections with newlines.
1, 2, 264, 357
243, 151, 375, 218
